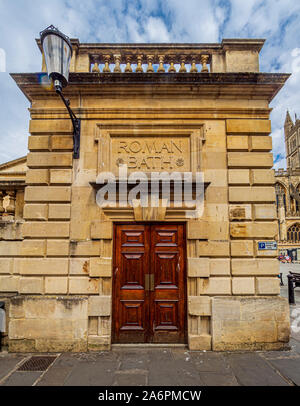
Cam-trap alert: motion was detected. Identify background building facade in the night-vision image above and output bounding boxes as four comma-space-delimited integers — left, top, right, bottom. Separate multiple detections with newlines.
276, 112, 300, 260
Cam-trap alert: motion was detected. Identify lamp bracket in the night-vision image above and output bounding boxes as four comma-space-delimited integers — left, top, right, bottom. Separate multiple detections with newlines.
56, 88, 81, 159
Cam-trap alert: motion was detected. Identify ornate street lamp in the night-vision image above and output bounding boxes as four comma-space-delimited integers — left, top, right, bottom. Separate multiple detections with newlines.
40, 25, 80, 158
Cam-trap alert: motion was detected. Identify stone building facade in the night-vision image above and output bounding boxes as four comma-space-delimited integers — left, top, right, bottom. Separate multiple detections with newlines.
275, 112, 300, 259
0, 38, 291, 352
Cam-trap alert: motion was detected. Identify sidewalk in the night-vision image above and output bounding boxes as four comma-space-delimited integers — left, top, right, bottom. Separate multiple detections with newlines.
0, 263, 299, 387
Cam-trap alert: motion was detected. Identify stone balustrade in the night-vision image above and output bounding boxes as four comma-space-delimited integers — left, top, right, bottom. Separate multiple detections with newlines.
37, 39, 265, 74
90, 51, 210, 73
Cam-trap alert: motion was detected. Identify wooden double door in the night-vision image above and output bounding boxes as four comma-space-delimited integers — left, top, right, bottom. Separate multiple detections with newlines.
112, 223, 187, 343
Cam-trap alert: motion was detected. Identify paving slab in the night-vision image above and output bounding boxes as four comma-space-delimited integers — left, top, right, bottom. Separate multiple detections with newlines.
0, 354, 26, 381
197, 372, 239, 386
62, 353, 119, 386
265, 357, 300, 386
113, 371, 148, 386
3, 371, 41, 386
147, 349, 204, 386
225, 353, 290, 386
36, 366, 73, 386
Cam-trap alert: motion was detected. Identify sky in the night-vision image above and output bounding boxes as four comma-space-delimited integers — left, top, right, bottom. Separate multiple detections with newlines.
0, 0, 300, 168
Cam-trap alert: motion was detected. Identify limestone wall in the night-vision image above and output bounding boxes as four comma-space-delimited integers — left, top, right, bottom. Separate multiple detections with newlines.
0, 67, 290, 352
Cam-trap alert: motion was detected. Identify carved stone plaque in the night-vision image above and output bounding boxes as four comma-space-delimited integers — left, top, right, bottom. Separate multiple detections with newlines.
95, 124, 205, 176
111, 136, 190, 172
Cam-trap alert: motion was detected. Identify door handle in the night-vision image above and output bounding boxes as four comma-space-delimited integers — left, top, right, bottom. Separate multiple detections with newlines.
145, 274, 150, 291
145, 274, 154, 291
149, 274, 154, 291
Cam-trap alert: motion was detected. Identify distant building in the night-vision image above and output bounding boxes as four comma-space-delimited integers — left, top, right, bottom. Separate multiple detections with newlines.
275, 111, 300, 260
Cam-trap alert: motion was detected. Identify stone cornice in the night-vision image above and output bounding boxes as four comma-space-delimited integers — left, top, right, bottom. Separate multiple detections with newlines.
11, 72, 290, 103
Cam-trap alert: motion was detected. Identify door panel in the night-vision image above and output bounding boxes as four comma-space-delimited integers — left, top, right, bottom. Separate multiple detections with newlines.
150, 224, 186, 343
113, 224, 150, 343
113, 223, 186, 343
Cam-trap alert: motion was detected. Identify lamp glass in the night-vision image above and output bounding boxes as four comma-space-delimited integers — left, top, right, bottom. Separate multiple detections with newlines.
42, 32, 72, 88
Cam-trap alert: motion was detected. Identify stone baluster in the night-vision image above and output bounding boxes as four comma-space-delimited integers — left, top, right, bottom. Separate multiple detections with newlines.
5, 190, 16, 217
92, 61, 100, 72
146, 55, 154, 73
168, 55, 176, 73
0, 191, 4, 218
190, 56, 198, 73
200, 54, 209, 72
135, 55, 143, 73
113, 54, 122, 73
103, 55, 111, 73
157, 55, 165, 73
125, 56, 133, 73
179, 56, 187, 73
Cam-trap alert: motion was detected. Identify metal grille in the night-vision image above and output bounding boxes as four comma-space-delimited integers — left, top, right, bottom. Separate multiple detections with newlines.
17, 356, 57, 371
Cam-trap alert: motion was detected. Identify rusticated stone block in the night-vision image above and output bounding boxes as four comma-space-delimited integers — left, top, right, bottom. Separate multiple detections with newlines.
0, 275, 19, 291
197, 241, 230, 257
46, 240, 69, 256
23, 204, 47, 220
25, 186, 71, 202
27, 152, 73, 168
231, 258, 278, 276
51, 135, 73, 150
232, 277, 255, 295
250, 169, 275, 185
189, 334, 212, 351
188, 296, 211, 316
228, 169, 250, 185
226, 119, 271, 134
69, 277, 100, 294
21, 240, 45, 257
187, 220, 208, 239
228, 152, 273, 168
69, 241, 100, 257
230, 222, 277, 238
0, 241, 21, 257
90, 221, 113, 240
256, 277, 280, 295
18, 258, 69, 275
69, 258, 90, 275
88, 296, 111, 316
90, 257, 112, 277
28, 136, 50, 150
188, 257, 209, 277
227, 135, 248, 150
199, 277, 231, 295
45, 277, 68, 294
22, 222, 70, 238
0, 258, 13, 274
26, 169, 49, 185
231, 240, 253, 257
229, 187, 275, 202
88, 335, 110, 351
29, 119, 73, 134
19, 277, 43, 294
253, 204, 277, 220
209, 258, 231, 275
249, 135, 272, 151
48, 204, 71, 220
229, 204, 252, 220
211, 296, 289, 350
50, 169, 72, 184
